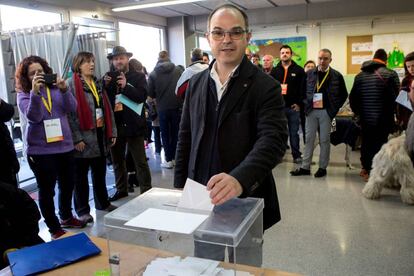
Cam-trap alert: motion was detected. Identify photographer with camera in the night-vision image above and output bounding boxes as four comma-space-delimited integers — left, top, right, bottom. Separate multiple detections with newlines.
16, 55, 86, 240
104, 46, 152, 201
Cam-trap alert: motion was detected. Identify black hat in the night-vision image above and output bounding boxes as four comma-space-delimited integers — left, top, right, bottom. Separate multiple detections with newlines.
107, 46, 133, 60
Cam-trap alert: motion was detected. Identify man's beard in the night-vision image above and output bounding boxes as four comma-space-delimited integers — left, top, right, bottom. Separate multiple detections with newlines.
114, 63, 127, 72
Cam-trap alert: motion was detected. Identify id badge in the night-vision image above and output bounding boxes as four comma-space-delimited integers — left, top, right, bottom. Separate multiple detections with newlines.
43, 118, 64, 143
96, 108, 104, 128
114, 94, 123, 112
281, 84, 288, 95
313, 93, 323, 109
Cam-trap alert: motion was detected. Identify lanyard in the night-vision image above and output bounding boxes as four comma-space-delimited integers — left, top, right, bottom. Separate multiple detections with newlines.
41, 86, 52, 115
316, 67, 330, 92
282, 66, 289, 84
86, 79, 100, 107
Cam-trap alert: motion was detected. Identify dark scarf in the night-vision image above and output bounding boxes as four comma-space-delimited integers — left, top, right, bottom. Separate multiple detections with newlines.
73, 73, 113, 139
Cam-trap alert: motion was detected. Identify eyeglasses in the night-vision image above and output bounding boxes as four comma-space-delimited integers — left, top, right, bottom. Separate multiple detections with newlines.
208, 28, 248, 41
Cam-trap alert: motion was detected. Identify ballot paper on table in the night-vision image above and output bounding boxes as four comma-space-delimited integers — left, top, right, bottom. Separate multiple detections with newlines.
396, 90, 413, 111
177, 178, 214, 212
124, 208, 208, 234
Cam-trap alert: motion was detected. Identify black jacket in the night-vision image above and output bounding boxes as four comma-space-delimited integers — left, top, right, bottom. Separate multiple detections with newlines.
148, 60, 183, 112
304, 66, 348, 119
0, 181, 44, 269
0, 100, 19, 180
174, 56, 288, 230
104, 70, 148, 137
270, 60, 305, 107
349, 60, 400, 131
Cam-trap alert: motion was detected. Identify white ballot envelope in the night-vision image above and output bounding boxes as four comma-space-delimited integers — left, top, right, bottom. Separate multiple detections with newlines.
395, 90, 413, 111
177, 178, 214, 212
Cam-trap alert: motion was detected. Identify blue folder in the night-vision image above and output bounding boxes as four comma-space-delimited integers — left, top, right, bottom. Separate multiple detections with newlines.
7, 232, 101, 276
119, 94, 144, 115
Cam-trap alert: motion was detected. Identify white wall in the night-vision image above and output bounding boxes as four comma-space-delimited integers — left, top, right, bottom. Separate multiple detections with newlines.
251, 12, 414, 74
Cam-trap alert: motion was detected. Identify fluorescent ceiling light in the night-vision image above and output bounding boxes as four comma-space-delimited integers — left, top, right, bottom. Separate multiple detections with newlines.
112, 0, 206, 12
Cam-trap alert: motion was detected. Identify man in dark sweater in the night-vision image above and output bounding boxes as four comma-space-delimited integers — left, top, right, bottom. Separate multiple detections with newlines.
148, 51, 183, 169
104, 46, 152, 201
271, 45, 305, 163
349, 49, 400, 179
291, 49, 348, 178
0, 98, 19, 186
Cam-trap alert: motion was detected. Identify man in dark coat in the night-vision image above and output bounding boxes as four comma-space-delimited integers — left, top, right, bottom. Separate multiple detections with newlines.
271, 45, 306, 163
0, 180, 44, 269
174, 4, 287, 231
291, 49, 348, 178
104, 46, 152, 200
350, 49, 400, 177
0, 98, 19, 186
148, 50, 183, 169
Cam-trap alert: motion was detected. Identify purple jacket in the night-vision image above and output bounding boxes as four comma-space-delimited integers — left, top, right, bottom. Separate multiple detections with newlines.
17, 86, 77, 155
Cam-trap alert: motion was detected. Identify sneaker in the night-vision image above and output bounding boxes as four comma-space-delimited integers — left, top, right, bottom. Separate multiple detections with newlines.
51, 229, 67, 240
60, 217, 87, 228
161, 161, 173, 169
79, 214, 94, 224
314, 168, 327, 178
290, 168, 311, 176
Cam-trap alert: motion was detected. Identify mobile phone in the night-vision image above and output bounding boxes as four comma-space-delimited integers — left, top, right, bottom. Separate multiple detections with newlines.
43, 73, 57, 85
107, 71, 120, 80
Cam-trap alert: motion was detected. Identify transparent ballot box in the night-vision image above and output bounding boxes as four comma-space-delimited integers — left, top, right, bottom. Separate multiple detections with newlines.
104, 188, 264, 275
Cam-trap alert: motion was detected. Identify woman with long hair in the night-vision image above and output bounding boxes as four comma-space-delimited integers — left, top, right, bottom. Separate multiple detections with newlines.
67, 52, 117, 223
396, 52, 414, 130
16, 55, 86, 239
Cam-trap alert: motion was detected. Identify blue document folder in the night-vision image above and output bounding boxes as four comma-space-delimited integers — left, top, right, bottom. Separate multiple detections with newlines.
119, 94, 144, 115
7, 232, 101, 276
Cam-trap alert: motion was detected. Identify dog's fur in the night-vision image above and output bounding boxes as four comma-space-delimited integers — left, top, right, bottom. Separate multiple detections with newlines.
362, 134, 414, 204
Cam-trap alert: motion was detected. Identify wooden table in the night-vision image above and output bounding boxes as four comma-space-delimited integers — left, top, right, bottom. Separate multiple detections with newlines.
42, 235, 300, 276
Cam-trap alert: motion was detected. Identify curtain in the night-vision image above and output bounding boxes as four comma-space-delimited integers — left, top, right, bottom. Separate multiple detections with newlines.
75, 32, 109, 78
10, 23, 77, 79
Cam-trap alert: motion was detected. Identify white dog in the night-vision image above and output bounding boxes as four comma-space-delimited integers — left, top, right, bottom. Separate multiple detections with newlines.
362, 134, 414, 204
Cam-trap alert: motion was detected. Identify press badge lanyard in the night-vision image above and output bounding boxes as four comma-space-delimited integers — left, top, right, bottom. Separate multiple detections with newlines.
86, 80, 100, 107
282, 66, 289, 84
316, 67, 330, 92
41, 86, 52, 115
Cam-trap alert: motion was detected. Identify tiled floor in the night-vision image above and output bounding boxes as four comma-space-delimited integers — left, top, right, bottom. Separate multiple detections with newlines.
35, 143, 414, 276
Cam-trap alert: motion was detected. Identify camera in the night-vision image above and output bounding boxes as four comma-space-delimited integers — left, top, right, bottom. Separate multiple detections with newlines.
43, 73, 57, 85
107, 71, 120, 80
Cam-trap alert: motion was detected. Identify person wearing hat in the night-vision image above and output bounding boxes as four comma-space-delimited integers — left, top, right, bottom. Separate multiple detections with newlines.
148, 50, 184, 169
175, 48, 209, 99
103, 46, 152, 201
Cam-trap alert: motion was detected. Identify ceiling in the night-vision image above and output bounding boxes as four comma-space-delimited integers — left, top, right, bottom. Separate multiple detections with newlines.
96, 0, 339, 18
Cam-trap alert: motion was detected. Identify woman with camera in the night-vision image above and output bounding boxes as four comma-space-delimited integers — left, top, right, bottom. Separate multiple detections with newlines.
16, 55, 86, 240
67, 52, 117, 224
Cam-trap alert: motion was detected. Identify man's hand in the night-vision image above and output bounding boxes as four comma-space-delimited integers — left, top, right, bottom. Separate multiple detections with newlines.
206, 173, 243, 205
110, 137, 116, 147
104, 75, 112, 87
291, 104, 300, 111
117, 72, 127, 89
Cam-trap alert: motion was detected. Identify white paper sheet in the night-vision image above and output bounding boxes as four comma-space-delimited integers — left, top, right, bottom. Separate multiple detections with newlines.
178, 178, 214, 211
395, 90, 413, 111
124, 208, 208, 234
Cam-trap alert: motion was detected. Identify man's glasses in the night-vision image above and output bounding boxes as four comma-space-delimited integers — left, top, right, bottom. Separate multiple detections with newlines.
208, 28, 248, 41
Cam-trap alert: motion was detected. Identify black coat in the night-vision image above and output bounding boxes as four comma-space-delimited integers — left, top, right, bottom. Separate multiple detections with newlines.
0, 100, 19, 182
304, 67, 348, 119
0, 181, 44, 269
270, 60, 305, 107
174, 56, 288, 230
349, 60, 400, 131
104, 71, 148, 137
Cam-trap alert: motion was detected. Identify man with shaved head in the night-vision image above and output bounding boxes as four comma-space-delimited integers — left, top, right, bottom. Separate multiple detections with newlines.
262, 54, 274, 74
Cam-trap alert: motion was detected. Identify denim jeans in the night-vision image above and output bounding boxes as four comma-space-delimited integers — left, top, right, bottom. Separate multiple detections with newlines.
158, 108, 181, 162
284, 107, 302, 160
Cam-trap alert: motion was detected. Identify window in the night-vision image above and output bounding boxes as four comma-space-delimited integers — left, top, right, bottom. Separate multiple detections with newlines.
0, 5, 61, 31
119, 22, 164, 72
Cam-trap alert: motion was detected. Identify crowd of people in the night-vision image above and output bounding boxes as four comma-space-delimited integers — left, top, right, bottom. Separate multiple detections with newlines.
1, 2, 414, 269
